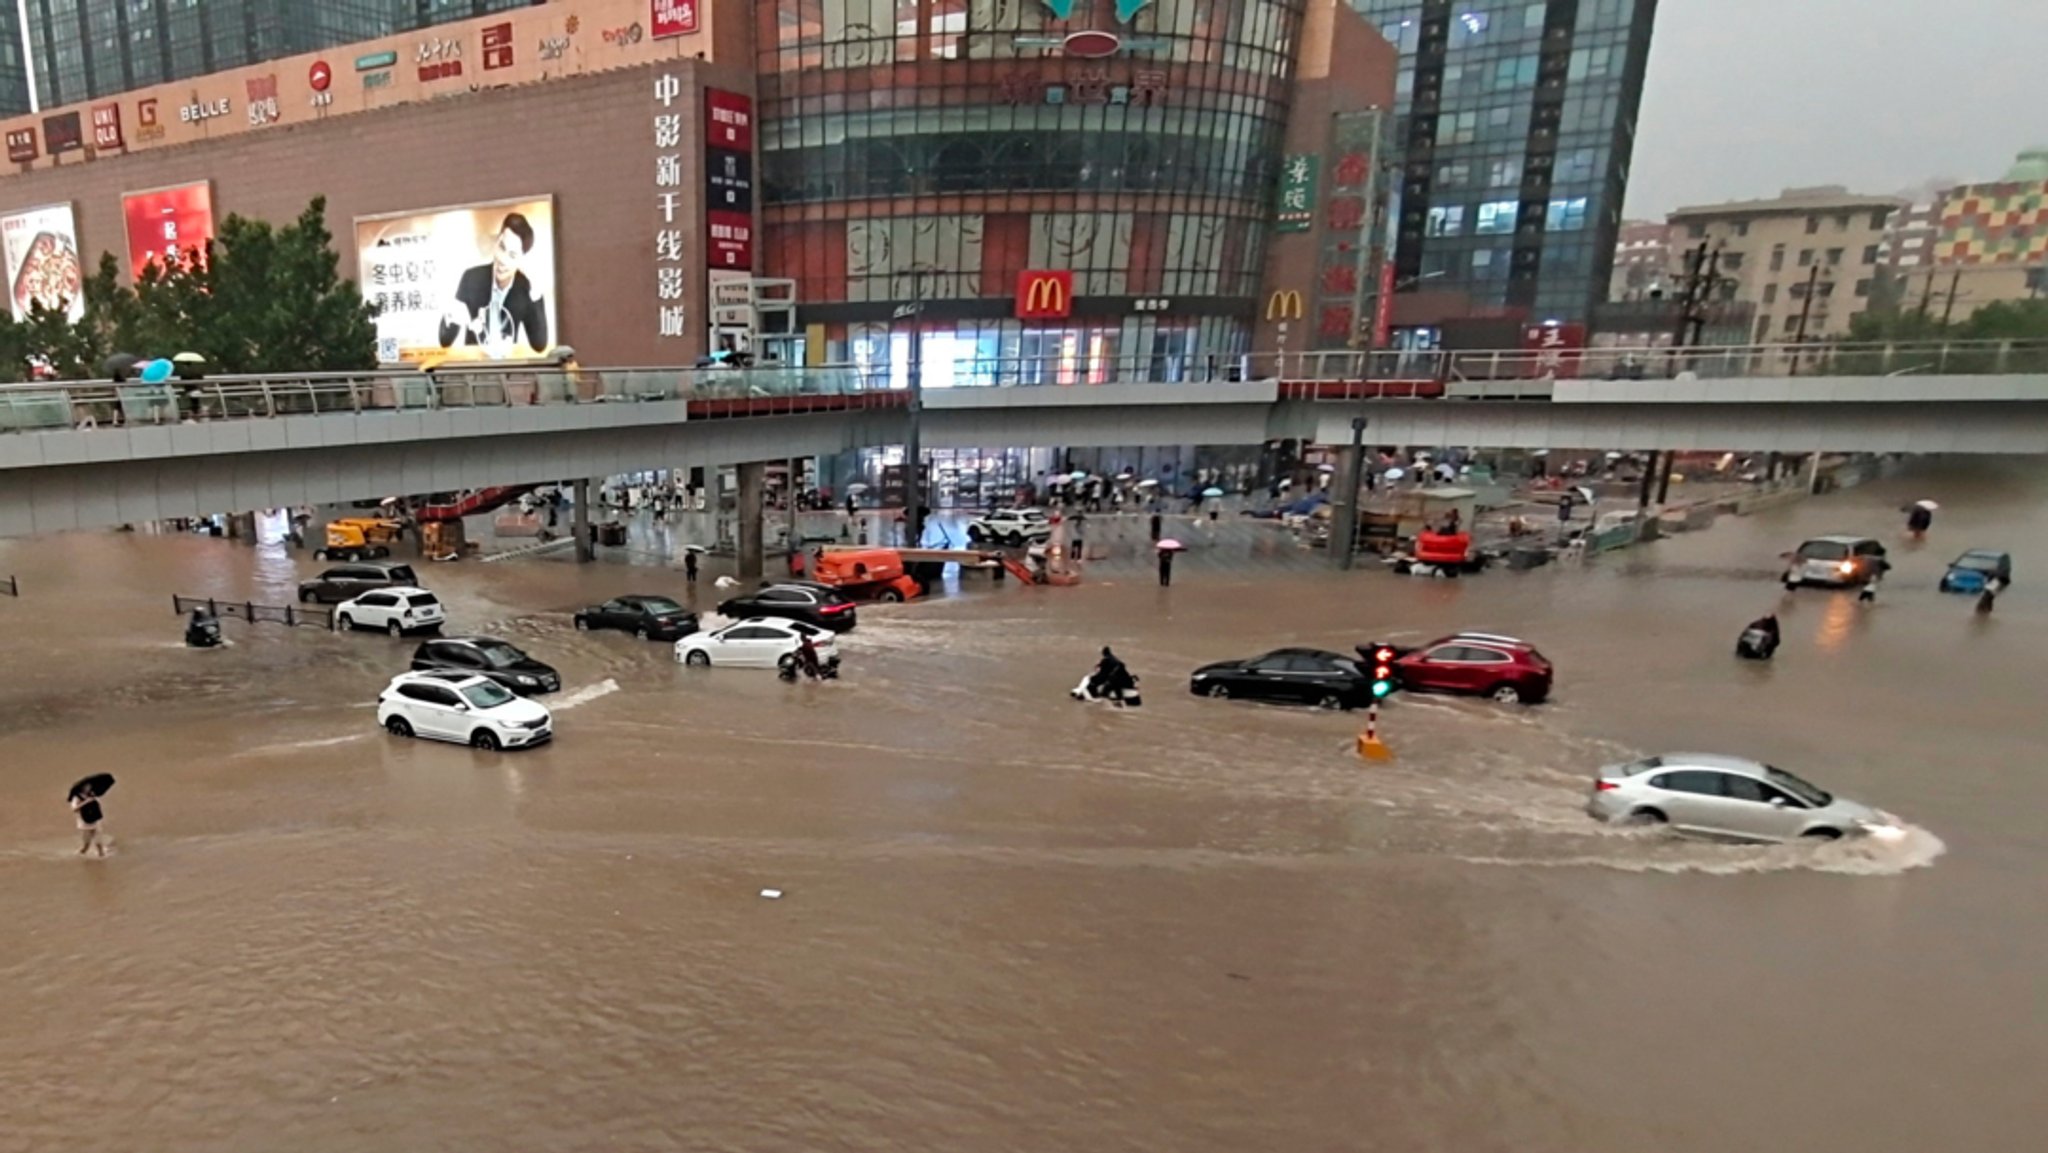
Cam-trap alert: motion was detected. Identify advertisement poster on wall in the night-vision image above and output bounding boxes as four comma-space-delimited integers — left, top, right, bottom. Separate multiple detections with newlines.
355, 196, 559, 364
1, 203, 86, 322
122, 182, 215, 278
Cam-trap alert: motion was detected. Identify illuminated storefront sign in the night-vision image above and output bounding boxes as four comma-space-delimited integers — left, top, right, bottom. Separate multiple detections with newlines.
90, 104, 123, 150
123, 182, 215, 276
356, 196, 560, 364
1016, 270, 1074, 320
1266, 290, 1304, 321
650, 0, 699, 38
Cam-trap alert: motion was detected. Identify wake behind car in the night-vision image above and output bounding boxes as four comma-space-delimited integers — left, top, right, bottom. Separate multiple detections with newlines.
966, 508, 1054, 547
377, 671, 553, 751
297, 562, 420, 604
573, 595, 698, 640
411, 636, 560, 695
1370, 632, 1552, 704
717, 582, 858, 631
1588, 753, 1902, 844
335, 587, 445, 636
675, 618, 839, 668
1189, 648, 1371, 710
1783, 535, 1887, 588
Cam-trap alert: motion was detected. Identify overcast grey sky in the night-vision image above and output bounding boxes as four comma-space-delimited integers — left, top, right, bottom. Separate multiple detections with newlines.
1624, 0, 2048, 217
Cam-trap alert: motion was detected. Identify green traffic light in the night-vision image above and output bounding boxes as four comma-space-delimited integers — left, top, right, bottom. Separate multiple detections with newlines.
1372, 680, 1394, 698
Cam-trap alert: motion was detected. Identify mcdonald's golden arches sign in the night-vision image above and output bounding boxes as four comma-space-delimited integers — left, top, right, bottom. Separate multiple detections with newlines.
1266, 290, 1304, 321
1015, 269, 1074, 320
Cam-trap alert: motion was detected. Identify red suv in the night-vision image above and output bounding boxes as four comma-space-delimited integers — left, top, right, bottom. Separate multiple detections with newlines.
1372, 632, 1553, 704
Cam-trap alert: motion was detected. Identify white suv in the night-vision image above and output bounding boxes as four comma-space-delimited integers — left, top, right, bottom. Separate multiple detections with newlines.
967, 508, 1053, 546
336, 587, 446, 636
377, 671, 552, 751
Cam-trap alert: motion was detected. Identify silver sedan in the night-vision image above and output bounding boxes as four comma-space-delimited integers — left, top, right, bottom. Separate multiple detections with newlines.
1587, 753, 1905, 843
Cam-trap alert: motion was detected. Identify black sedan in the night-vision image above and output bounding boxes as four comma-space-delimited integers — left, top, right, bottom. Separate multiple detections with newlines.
573, 595, 699, 640
717, 582, 858, 631
1189, 648, 1372, 710
411, 636, 562, 696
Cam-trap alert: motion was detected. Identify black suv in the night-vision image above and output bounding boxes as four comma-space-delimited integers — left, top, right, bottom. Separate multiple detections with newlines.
298, 562, 420, 604
411, 636, 561, 696
718, 582, 858, 631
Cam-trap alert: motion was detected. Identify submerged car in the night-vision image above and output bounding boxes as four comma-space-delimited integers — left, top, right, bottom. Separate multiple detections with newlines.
717, 583, 858, 631
1939, 549, 2012, 593
411, 636, 561, 696
335, 587, 445, 636
1189, 648, 1372, 710
1370, 632, 1553, 704
1783, 535, 1887, 588
1587, 753, 1903, 843
376, 671, 553, 751
573, 595, 698, 640
675, 618, 839, 669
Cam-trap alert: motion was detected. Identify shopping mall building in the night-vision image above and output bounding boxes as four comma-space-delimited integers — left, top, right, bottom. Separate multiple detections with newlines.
0, 0, 1396, 500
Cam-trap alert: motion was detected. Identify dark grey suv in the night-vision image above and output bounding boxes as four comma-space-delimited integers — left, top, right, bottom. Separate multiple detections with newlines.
297, 562, 420, 604
411, 636, 561, 696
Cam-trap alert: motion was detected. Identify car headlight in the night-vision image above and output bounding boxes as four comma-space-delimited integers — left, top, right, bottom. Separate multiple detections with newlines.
1855, 815, 1906, 841
516, 675, 537, 686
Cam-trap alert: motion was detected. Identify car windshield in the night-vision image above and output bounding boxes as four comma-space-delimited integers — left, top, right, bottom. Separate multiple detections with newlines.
460, 681, 517, 709
388, 566, 418, 583
1797, 541, 1851, 561
475, 643, 526, 669
1765, 765, 1833, 807
639, 598, 684, 615
1958, 552, 2003, 571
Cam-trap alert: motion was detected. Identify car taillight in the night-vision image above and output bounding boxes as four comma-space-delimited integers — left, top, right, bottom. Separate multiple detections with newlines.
1595, 780, 1619, 791
821, 602, 852, 613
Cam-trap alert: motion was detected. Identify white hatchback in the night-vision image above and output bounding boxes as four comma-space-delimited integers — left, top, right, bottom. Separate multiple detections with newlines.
337, 587, 446, 636
675, 618, 839, 668
377, 671, 552, 750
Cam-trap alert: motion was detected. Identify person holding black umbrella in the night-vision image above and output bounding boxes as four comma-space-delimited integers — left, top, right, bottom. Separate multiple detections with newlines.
68, 774, 114, 857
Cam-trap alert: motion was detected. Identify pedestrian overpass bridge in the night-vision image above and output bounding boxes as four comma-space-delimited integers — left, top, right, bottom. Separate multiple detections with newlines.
2, 340, 2045, 535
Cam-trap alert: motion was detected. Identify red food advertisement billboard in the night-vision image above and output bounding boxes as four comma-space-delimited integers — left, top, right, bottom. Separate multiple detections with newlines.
123, 182, 215, 277
650, 0, 700, 39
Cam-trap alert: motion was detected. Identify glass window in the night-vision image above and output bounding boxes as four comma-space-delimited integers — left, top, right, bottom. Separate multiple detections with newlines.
1426, 206, 1465, 237
1804, 216, 1820, 234
460, 681, 516, 710
1769, 246, 1785, 272
1763, 284, 1777, 304
1476, 200, 1518, 234
1545, 197, 1588, 232
1798, 249, 1814, 267
1861, 245, 1880, 264
1720, 252, 1744, 270
1660, 771, 1722, 795
1825, 248, 1844, 265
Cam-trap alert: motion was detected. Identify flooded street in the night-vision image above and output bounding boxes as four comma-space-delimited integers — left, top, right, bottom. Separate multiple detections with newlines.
2, 458, 2043, 1152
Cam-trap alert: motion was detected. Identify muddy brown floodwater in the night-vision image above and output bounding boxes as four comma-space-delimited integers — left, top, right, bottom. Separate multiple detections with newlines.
2, 459, 2044, 1152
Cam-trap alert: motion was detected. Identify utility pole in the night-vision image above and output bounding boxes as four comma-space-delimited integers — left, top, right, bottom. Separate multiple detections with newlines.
1335, 417, 1368, 571
1789, 262, 1822, 376
1939, 268, 1963, 327
896, 270, 926, 548
1916, 269, 1936, 320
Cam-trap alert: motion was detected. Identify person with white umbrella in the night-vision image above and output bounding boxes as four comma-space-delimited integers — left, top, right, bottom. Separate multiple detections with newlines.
1156, 538, 1183, 586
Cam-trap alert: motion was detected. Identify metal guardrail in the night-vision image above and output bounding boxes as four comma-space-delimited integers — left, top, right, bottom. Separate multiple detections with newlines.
172, 594, 334, 629
4, 339, 2046, 435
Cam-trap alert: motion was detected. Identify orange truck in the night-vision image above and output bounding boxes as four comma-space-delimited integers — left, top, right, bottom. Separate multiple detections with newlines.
811, 548, 923, 602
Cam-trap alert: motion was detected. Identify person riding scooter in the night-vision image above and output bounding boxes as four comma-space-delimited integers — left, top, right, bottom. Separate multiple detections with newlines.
777, 633, 839, 681
1074, 646, 1142, 706
1736, 613, 1780, 660
185, 607, 223, 649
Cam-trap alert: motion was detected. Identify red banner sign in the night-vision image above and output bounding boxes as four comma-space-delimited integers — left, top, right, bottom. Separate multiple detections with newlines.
123, 182, 215, 276
1372, 260, 1396, 349
704, 87, 752, 150
650, 0, 699, 38
1520, 322, 1586, 379
5, 127, 37, 163
1015, 270, 1074, 320
90, 104, 123, 150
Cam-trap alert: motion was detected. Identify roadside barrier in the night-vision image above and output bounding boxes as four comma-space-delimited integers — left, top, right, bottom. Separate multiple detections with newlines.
172, 595, 334, 629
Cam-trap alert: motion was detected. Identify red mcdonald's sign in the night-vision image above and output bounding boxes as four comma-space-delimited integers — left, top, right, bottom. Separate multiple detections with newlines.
1015, 269, 1073, 320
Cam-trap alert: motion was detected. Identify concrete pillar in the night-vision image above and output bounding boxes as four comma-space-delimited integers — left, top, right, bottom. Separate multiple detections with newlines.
573, 478, 594, 563
737, 461, 766, 582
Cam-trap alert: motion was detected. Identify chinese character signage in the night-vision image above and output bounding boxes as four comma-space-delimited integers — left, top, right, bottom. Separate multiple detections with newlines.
1016, 270, 1074, 320
245, 75, 280, 126
1520, 322, 1586, 379
1275, 154, 1317, 233
5, 127, 37, 162
482, 23, 515, 70
43, 111, 84, 156
417, 37, 464, 83
702, 86, 754, 273
650, 0, 699, 38
1, 203, 85, 322
90, 104, 123, 150
355, 196, 559, 364
122, 182, 215, 276
653, 72, 690, 339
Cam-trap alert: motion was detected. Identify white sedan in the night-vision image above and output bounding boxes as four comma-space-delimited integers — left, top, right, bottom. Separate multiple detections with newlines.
675, 618, 838, 668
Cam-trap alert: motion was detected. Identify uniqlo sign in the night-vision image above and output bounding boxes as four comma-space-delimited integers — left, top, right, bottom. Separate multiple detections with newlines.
650, 0, 699, 38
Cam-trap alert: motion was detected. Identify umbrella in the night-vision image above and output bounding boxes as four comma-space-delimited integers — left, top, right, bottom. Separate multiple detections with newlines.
1156, 538, 1186, 551
1316, 463, 1337, 473
846, 483, 870, 493
1383, 467, 1407, 481
1604, 451, 1624, 460
1532, 449, 1551, 457
1116, 469, 1135, 479
682, 544, 708, 554
1202, 487, 1225, 498
68, 773, 116, 801
1135, 478, 1159, 488
1915, 499, 1940, 511
139, 358, 174, 384
1069, 470, 1090, 481
172, 351, 208, 381
99, 352, 141, 380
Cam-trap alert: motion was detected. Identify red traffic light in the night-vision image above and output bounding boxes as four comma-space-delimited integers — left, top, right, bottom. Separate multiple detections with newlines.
1373, 646, 1396, 663
1374, 664, 1392, 679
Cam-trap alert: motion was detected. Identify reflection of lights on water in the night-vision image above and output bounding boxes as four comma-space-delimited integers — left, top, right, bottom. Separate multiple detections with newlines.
1814, 593, 1857, 653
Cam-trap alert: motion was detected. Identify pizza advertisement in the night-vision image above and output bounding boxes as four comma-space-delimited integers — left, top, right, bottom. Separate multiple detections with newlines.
1, 203, 86, 323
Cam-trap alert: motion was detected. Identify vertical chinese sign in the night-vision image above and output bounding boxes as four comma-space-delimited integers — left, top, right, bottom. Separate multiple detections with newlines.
1314, 110, 1390, 350
703, 88, 754, 274
652, 73, 689, 342
1275, 154, 1317, 233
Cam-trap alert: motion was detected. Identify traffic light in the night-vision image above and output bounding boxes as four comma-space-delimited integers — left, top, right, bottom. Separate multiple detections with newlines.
1368, 644, 1397, 699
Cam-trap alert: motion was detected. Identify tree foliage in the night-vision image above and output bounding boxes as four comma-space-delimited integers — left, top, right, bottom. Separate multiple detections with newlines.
0, 196, 376, 383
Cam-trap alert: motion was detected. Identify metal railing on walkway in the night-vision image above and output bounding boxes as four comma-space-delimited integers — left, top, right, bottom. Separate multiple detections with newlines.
4, 339, 2046, 435
172, 595, 334, 629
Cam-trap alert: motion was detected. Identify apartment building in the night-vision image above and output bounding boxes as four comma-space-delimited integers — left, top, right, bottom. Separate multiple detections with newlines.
1666, 186, 1901, 343
1608, 219, 1672, 301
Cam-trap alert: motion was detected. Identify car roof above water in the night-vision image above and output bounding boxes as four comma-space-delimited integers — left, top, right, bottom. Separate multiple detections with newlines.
1647, 752, 1767, 773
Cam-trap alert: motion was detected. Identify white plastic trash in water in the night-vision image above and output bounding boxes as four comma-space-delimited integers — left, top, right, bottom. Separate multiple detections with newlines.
760, 889, 783, 899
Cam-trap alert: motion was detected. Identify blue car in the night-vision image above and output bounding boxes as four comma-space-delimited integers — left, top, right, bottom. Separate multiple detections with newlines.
1939, 550, 2012, 593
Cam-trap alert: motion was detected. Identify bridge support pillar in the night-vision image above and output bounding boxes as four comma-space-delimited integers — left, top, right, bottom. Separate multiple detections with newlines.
573, 478, 594, 563
737, 461, 766, 582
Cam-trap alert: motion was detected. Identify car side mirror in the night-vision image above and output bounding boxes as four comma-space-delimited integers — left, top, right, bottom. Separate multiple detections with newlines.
1768, 797, 1787, 807
453, 702, 470, 712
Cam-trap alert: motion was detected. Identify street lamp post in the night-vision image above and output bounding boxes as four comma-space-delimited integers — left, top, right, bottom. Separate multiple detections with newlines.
894, 270, 926, 547
1335, 416, 1368, 571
